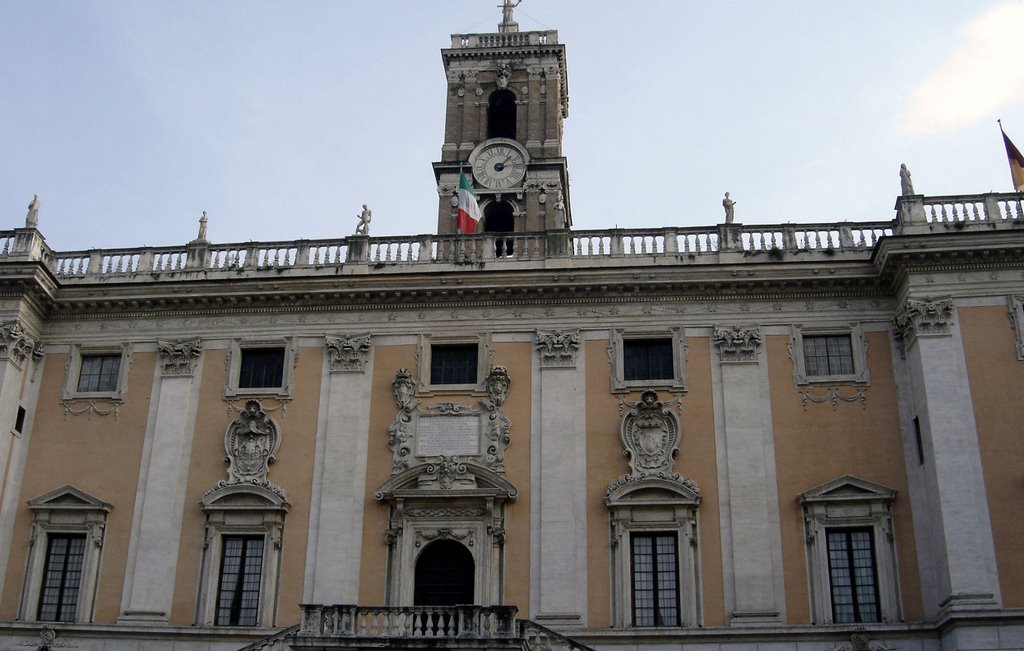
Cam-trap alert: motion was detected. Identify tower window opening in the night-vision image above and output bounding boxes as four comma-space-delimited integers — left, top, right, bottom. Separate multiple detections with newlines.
488, 90, 517, 140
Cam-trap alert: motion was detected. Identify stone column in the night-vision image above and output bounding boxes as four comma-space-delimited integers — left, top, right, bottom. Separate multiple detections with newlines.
531, 330, 587, 627
0, 321, 43, 597
711, 327, 786, 626
303, 335, 373, 603
119, 339, 203, 623
894, 298, 1001, 615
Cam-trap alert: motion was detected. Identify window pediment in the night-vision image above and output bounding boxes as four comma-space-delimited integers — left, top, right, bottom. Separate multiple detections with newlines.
375, 460, 519, 502
28, 485, 111, 513
605, 476, 701, 507
799, 475, 896, 506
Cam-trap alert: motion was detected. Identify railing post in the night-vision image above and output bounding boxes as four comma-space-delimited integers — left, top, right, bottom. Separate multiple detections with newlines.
137, 248, 154, 273
11, 227, 48, 262
295, 239, 311, 267
346, 236, 368, 264
983, 196, 1003, 222
663, 228, 678, 254
185, 240, 209, 270
546, 228, 570, 257
895, 195, 927, 234
610, 229, 623, 256
86, 249, 103, 274
718, 224, 742, 252
838, 224, 855, 249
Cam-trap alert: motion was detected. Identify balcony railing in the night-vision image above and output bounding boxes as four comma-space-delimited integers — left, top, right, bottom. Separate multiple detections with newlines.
0, 192, 1019, 285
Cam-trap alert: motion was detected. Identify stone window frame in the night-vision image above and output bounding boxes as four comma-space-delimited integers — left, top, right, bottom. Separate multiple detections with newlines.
606, 479, 702, 629
609, 328, 687, 393
223, 338, 295, 400
197, 485, 288, 628
61, 343, 133, 403
799, 475, 901, 625
417, 333, 491, 394
20, 486, 111, 623
790, 323, 870, 386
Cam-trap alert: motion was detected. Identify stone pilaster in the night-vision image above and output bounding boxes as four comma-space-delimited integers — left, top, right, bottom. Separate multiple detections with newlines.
119, 340, 204, 622
711, 327, 786, 626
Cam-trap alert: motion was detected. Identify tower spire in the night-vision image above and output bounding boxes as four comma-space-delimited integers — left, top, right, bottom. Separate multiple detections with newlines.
498, 0, 522, 33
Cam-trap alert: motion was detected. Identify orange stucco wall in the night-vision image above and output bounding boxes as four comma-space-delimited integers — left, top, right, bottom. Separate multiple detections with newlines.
585, 337, 725, 628
0, 351, 155, 622
169, 346, 320, 626
767, 332, 923, 624
958, 306, 1024, 607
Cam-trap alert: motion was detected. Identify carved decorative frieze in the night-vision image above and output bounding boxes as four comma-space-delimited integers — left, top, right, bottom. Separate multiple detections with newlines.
387, 366, 511, 474
415, 528, 474, 548
799, 386, 866, 411
325, 334, 371, 373
893, 297, 954, 351
213, 399, 284, 497
607, 390, 694, 494
824, 631, 896, 651
17, 626, 75, 650
536, 329, 580, 367
158, 338, 202, 376
713, 326, 762, 363
0, 320, 42, 368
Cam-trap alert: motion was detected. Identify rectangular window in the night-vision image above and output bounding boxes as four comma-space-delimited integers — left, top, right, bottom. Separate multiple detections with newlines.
215, 535, 264, 627
623, 339, 673, 382
37, 534, 87, 623
238, 348, 285, 389
430, 344, 478, 385
76, 354, 121, 393
826, 528, 880, 623
802, 335, 854, 377
631, 533, 680, 627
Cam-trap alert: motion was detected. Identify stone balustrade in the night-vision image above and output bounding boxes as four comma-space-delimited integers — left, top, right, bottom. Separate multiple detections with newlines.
1, 192, 1019, 284
451, 30, 558, 49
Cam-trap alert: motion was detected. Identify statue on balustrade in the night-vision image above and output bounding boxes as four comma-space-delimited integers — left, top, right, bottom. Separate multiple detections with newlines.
900, 163, 915, 196
722, 192, 736, 223
355, 204, 372, 235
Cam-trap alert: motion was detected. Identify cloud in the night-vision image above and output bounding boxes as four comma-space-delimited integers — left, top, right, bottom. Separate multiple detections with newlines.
900, 1, 1024, 135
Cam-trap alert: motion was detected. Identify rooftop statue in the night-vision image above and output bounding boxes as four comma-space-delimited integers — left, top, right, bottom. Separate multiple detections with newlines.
355, 204, 372, 236
25, 195, 40, 229
498, 0, 522, 33
723, 192, 736, 223
900, 163, 915, 196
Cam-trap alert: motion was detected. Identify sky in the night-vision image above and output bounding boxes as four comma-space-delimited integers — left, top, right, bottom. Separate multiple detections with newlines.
1, 1, 1023, 251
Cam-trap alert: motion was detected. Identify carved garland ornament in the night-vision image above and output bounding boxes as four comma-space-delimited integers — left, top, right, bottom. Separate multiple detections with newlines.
158, 339, 202, 376
607, 390, 697, 495
210, 399, 284, 497
536, 329, 580, 367
893, 297, 954, 350
325, 334, 371, 373
0, 320, 43, 367
713, 326, 762, 363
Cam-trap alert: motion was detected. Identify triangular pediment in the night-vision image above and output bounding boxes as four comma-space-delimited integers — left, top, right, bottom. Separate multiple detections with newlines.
27, 485, 111, 512
375, 461, 519, 502
799, 475, 896, 504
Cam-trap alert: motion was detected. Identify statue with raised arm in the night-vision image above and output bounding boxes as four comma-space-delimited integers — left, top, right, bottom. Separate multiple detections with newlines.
355, 204, 372, 235
25, 195, 40, 228
498, 0, 522, 33
900, 163, 915, 196
722, 192, 736, 223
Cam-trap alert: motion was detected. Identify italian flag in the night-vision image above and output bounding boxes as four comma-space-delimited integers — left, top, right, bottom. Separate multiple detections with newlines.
1001, 125, 1024, 192
457, 171, 481, 234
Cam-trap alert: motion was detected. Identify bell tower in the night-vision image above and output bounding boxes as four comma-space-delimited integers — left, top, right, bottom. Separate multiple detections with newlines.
433, 1, 571, 236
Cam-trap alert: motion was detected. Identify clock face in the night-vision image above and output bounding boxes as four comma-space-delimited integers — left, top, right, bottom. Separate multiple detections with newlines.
471, 144, 527, 190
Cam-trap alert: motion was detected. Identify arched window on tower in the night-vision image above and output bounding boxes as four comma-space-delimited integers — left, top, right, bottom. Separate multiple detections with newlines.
483, 201, 515, 257
488, 90, 517, 140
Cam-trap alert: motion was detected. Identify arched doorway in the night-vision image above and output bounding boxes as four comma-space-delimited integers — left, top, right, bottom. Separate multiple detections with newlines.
414, 540, 475, 606
484, 201, 515, 257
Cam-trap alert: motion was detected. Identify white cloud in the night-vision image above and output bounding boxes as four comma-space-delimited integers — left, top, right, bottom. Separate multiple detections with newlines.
900, 1, 1024, 135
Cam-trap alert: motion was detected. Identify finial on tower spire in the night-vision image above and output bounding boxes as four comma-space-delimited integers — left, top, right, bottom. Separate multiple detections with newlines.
498, 0, 522, 33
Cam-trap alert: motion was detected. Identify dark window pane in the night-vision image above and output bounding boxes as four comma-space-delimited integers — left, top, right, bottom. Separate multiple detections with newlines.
803, 335, 854, 377
238, 349, 285, 389
826, 528, 879, 623
624, 339, 673, 382
37, 534, 87, 622
215, 535, 264, 626
631, 533, 680, 627
430, 344, 478, 385
77, 354, 121, 392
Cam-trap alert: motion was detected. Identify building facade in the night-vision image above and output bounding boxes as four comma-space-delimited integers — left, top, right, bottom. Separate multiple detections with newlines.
1, 7, 1023, 651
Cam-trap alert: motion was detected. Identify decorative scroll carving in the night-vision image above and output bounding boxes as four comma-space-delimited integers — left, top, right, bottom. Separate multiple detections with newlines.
158, 339, 202, 376
63, 401, 118, 420
607, 390, 693, 494
824, 631, 896, 651
214, 399, 283, 497
18, 625, 75, 649
495, 61, 512, 88
388, 366, 512, 474
799, 386, 866, 411
325, 334, 371, 373
426, 455, 469, 489
415, 528, 474, 548
893, 297, 954, 351
536, 329, 580, 367
713, 326, 762, 363
0, 320, 42, 367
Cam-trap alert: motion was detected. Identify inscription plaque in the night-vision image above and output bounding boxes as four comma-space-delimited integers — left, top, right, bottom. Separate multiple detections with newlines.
417, 415, 481, 456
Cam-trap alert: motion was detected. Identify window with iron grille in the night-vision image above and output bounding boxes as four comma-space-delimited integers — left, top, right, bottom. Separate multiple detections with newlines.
826, 528, 880, 623
77, 354, 121, 392
802, 335, 855, 377
623, 339, 674, 382
430, 344, 478, 385
215, 535, 264, 626
631, 533, 680, 627
238, 348, 285, 389
37, 534, 87, 622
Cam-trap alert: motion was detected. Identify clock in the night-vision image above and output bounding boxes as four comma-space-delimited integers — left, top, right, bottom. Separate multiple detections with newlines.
470, 141, 528, 190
